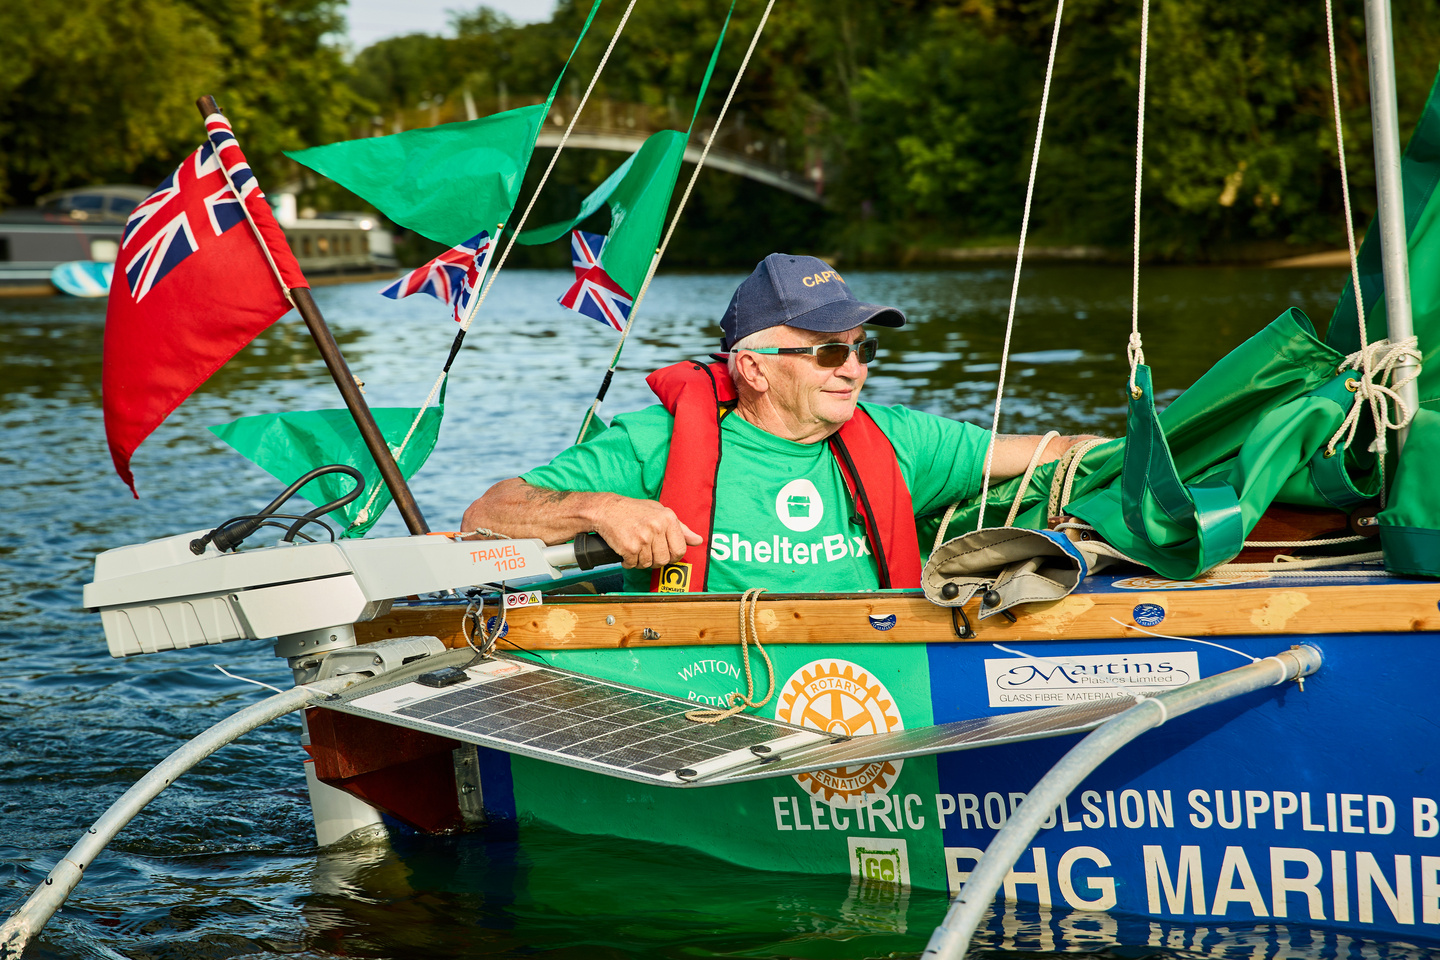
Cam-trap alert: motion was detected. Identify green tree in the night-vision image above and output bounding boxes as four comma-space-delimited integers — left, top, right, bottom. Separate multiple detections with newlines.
0, 0, 363, 207
0, 0, 223, 205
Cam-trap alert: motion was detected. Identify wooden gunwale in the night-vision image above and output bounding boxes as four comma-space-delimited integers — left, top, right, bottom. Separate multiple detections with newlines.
355, 581, 1440, 651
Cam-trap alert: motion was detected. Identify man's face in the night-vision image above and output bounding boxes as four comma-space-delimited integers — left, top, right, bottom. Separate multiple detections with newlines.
753, 324, 869, 428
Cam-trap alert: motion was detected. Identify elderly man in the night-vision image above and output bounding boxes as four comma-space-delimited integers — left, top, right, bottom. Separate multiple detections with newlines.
462, 254, 1099, 593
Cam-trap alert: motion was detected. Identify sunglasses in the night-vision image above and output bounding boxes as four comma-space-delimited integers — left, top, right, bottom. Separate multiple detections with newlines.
740, 337, 879, 367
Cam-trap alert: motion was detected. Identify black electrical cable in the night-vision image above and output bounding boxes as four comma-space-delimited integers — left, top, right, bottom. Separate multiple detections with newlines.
201, 513, 337, 546
280, 471, 365, 543
190, 465, 363, 554
254, 520, 320, 543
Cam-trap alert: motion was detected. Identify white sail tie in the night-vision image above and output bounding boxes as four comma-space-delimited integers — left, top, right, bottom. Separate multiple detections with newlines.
1323, 0, 1421, 507
1325, 337, 1422, 473
974, 0, 1066, 531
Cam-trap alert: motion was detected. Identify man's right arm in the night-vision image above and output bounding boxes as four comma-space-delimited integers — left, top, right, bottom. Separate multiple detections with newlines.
461, 478, 701, 570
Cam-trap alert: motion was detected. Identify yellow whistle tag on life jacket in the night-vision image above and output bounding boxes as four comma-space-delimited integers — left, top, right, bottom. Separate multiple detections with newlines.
656, 561, 692, 593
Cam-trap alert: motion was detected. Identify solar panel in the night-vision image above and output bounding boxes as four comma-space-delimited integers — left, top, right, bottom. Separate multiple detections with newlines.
328, 651, 830, 785
324, 651, 1136, 787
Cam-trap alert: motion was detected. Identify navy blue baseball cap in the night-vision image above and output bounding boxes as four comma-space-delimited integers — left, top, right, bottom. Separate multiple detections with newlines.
720, 254, 905, 350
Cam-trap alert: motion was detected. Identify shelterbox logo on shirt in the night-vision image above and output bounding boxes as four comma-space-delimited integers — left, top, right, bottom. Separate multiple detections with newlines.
776, 479, 823, 532
708, 479, 874, 566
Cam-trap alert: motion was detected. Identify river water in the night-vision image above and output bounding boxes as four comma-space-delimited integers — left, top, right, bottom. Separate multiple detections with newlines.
0, 265, 1359, 958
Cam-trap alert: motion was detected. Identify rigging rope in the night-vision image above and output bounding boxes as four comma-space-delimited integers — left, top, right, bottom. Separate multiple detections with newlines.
1206, 551, 1384, 574
685, 588, 774, 723
1326, 0, 1367, 337
352, 0, 642, 525
1127, 0, 1151, 398
1003, 431, 1059, 527
575, 0, 778, 442
1047, 435, 1108, 519
1323, 0, 1421, 507
973, 0, 1066, 531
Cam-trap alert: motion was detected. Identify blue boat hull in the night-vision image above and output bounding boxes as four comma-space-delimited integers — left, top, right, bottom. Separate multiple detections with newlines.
462, 628, 1440, 943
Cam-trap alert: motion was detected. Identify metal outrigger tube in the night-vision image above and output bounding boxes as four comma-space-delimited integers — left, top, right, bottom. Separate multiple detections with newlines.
921, 643, 1323, 960
0, 674, 367, 959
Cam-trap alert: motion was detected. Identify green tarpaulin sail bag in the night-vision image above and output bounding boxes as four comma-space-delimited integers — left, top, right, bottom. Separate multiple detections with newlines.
927, 66, 1440, 579
921, 308, 1378, 578
1328, 68, 1440, 576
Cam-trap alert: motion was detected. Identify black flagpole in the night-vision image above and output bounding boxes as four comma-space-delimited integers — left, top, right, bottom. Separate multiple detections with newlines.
197, 95, 430, 535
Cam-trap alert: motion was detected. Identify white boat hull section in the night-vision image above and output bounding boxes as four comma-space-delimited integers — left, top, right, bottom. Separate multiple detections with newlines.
304, 760, 387, 847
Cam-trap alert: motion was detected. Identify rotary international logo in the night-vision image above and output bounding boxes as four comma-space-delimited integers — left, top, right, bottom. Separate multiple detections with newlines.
776, 658, 903, 808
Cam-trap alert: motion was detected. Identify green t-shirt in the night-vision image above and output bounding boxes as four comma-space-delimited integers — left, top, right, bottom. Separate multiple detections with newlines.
521, 402, 991, 592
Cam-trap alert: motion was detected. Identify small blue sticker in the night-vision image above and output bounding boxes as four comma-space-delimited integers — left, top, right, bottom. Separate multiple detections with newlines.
1133, 603, 1166, 628
868, 614, 898, 632
485, 615, 510, 639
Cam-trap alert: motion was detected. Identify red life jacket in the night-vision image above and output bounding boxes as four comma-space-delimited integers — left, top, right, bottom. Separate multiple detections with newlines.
644, 360, 922, 591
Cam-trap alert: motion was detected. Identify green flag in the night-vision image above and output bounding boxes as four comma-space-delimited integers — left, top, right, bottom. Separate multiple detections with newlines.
210, 404, 443, 538
286, 107, 548, 247
514, 130, 685, 295
596, 130, 688, 295
516, 0, 737, 294
284, 0, 604, 246
515, 151, 639, 247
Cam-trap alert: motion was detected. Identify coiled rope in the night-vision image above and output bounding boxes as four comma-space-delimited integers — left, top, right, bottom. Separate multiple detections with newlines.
1326, 338, 1422, 477
685, 588, 774, 723
1046, 435, 1109, 519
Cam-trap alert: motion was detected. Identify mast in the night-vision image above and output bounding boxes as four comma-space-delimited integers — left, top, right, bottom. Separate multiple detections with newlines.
1362, 0, 1421, 450
196, 97, 430, 534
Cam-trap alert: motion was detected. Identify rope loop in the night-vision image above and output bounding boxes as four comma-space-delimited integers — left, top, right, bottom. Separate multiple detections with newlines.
686, 588, 775, 723
1126, 331, 1146, 397
1323, 337, 1422, 503
1047, 436, 1108, 520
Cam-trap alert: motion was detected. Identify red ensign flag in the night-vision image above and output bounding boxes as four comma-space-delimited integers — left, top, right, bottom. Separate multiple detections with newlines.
103, 113, 308, 495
